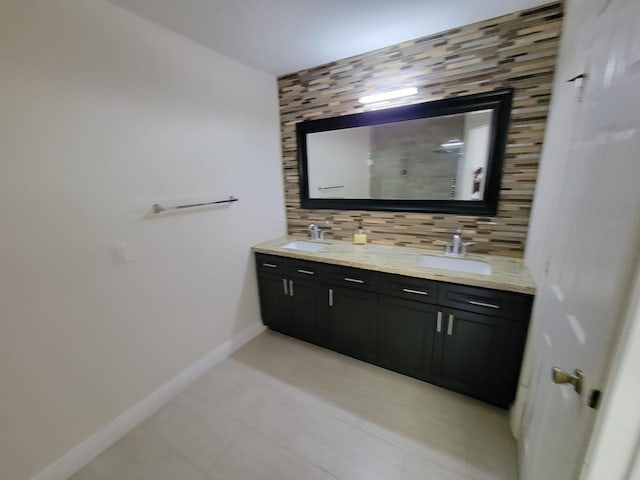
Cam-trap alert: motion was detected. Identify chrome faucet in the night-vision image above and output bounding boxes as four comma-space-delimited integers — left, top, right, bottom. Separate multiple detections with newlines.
308, 223, 325, 241
435, 229, 475, 256
452, 230, 463, 255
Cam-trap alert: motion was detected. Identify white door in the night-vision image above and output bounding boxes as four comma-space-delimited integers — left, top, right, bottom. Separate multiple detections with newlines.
521, 0, 640, 478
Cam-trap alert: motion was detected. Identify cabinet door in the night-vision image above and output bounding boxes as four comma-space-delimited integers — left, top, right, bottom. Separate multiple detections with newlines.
288, 277, 324, 346
433, 307, 507, 404
378, 296, 438, 381
257, 273, 290, 335
326, 286, 378, 364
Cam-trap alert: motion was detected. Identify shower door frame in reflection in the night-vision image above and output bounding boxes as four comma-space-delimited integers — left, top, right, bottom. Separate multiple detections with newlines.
296, 88, 513, 215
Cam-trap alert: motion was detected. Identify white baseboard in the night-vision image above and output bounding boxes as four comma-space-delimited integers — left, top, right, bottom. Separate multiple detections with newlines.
32, 322, 266, 480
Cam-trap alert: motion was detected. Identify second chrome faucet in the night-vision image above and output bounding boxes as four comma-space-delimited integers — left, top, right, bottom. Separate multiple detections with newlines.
435, 229, 475, 256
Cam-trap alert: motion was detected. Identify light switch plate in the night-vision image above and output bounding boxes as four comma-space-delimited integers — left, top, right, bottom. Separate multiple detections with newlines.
109, 243, 133, 265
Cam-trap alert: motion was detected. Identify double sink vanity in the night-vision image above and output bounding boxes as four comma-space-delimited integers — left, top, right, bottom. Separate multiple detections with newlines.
252, 236, 535, 408
254, 88, 534, 408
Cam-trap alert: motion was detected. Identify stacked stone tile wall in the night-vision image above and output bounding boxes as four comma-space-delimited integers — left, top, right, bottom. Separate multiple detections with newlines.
278, 2, 563, 257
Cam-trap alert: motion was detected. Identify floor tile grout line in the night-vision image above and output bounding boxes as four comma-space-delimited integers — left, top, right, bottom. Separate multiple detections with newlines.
204, 425, 251, 477
213, 424, 343, 480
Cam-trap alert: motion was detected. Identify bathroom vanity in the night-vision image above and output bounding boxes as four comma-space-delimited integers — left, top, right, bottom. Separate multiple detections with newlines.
252, 237, 535, 408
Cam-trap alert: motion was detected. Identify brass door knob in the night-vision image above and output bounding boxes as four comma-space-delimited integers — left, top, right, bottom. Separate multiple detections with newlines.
552, 367, 584, 395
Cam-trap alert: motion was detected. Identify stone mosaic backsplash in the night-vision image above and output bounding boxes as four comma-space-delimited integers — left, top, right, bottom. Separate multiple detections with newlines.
278, 2, 563, 257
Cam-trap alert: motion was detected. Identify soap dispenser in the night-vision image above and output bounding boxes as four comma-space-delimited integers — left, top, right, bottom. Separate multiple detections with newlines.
353, 223, 367, 245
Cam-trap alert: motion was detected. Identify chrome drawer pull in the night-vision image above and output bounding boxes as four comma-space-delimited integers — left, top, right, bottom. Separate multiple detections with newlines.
262, 263, 278, 268
468, 300, 500, 309
344, 277, 364, 284
297, 269, 315, 275
329, 288, 333, 307
447, 314, 454, 336
283, 279, 288, 295
289, 280, 294, 297
436, 311, 442, 333
402, 288, 428, 296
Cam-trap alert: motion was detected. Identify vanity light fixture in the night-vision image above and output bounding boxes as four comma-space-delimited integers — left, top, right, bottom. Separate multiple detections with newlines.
358, 87, 418, 104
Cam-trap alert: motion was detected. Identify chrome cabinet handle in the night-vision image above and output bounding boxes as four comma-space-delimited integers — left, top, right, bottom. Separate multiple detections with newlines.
262, 263, 278, 268
344, 277, 364, 284
447, 314, 454, 335
283, 278, 288, 295
297, 269, 315, 275
402, 288, 428, 296
468, 300, 500, 309
328, 288, 333, 307
289, 280, 294, 297
436, 311, 442, 333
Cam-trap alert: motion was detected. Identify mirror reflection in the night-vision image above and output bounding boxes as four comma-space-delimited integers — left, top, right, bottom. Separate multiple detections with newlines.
307, 110, 493, 201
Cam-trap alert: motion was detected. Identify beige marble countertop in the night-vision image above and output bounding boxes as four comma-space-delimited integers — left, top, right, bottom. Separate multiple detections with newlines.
252, 236, 535, 295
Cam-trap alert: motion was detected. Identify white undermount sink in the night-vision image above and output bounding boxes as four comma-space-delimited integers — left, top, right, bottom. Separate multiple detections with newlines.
416, 255, 492, 276
280, 241, 327, 252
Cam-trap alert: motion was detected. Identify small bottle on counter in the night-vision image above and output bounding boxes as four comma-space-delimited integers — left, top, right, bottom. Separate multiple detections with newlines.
353, 224, 367, 244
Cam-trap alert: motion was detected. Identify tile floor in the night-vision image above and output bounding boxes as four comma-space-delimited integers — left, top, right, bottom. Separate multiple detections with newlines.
71, 330, 518, 480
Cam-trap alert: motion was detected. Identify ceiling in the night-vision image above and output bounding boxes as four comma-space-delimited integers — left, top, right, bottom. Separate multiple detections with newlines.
107, 0, 553, 76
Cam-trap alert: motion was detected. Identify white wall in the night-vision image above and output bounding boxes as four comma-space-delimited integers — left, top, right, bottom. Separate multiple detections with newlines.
0, 1, 285, 479
307, 127, 371, 198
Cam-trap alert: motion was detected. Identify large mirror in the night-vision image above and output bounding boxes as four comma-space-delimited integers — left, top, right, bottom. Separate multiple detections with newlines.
297, 89, 513, 215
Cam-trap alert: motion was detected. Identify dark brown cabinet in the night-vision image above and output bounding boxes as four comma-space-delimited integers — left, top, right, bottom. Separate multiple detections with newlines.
256, 272, 290, 334
377, 298, 520, 406
377, 274, 439, 382
432, 308, 509, 404
287, 276, 324, 345
256, 254, 323, 345
378, 296, 437, 382
326, 286, 378, 364
255, 252, 532, 408
435, 283, 532, 406
378, 273, 532, 407
324, 264, 379, 363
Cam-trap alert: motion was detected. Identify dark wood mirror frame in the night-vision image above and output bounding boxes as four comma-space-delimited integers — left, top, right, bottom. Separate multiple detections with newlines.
296, 88, 514, 215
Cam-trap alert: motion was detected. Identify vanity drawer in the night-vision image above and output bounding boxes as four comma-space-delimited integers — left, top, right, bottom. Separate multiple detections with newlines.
437, 283, 532, 320
380, 273, 438, 304
325, 265, 378, 292
256, 253, 286, 274
284, 258, 324, 280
